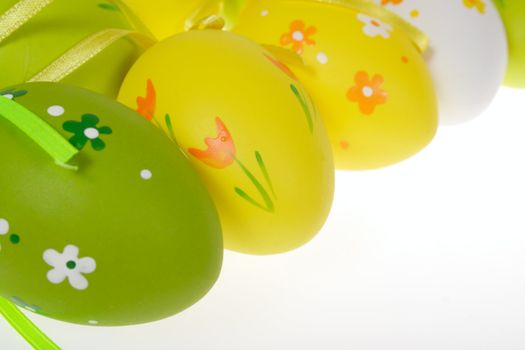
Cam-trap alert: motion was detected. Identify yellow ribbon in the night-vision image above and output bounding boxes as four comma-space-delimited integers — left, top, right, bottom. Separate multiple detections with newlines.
0, 0, 54, 44
29, 29, 154, 82
188, 15, 226, 31
184, 0, 224, 31
0, 0, 155, 84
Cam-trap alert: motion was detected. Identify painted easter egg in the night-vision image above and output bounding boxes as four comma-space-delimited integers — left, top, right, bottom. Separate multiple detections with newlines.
375, 0, 508, 123
230, 0, 438, 169
118, 29, 334, 255
0, 82, 222, 326
0, 0, 153, 98
494, 0, 525, 88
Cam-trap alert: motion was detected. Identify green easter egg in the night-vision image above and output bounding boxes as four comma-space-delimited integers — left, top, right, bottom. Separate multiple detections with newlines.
0, 82, 223, 326
495, 0, 525, 88
0, 0, 151, 98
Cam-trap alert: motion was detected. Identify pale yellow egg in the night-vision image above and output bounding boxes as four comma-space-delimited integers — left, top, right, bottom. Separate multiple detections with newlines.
232, 0, 438, 169
118, 29, 335, 254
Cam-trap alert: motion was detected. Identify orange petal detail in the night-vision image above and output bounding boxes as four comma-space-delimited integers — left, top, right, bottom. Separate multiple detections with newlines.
346, 71, 387, 115
188, 117, 236, 169
264, 53, 298, 81
136, 79, 156, 121
280, 20, 316, 55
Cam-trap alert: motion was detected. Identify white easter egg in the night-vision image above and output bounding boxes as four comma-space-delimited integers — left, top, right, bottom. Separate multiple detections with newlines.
376, 0, 508, 124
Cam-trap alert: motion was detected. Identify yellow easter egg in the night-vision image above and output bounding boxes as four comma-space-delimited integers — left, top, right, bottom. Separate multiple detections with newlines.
118, 29, 334, 255
231, 0, 438, 170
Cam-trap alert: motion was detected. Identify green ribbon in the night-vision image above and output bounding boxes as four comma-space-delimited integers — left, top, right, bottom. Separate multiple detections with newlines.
0, 95, 78, 167
0, 298, 60, 350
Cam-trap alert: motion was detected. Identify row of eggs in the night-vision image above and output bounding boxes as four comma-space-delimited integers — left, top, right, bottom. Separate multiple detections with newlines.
0, 0, 523, 334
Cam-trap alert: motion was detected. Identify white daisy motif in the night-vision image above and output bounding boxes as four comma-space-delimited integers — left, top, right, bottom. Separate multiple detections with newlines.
43, 245, 96, 290
357, 13, 392, 39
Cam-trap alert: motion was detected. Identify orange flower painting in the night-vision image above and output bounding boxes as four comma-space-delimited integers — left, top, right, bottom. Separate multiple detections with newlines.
136, 79, 156, 121
188, 117, 276, 212
280, 20, 316, 55
188, 117, 236, 169
346, 71, 387, 115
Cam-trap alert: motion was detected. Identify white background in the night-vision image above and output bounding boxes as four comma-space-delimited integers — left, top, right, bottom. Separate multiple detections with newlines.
2, 87, 525, 349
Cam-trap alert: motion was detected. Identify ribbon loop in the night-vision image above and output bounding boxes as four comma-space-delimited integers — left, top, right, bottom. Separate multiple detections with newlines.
0, 0, 154, 85
28, 29, 154, 83
189, 15, 226, 30
183, 0, 224, 31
